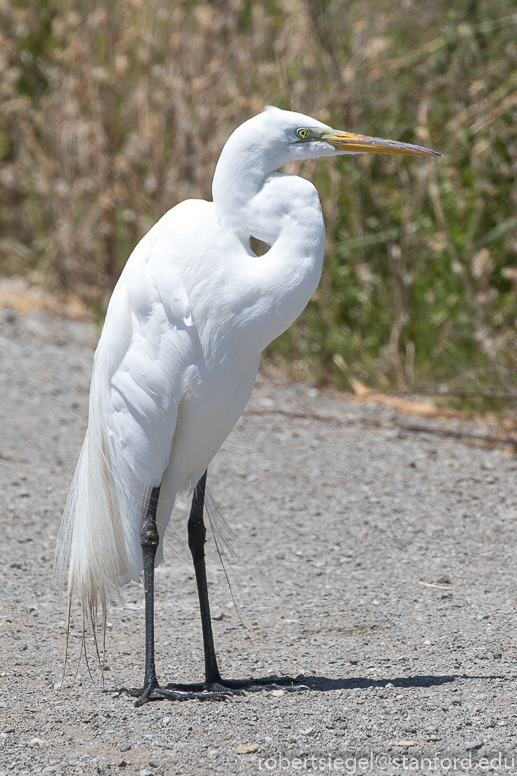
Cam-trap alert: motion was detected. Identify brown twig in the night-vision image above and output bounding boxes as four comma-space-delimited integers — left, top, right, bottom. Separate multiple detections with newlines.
244, 407, 517, 452
367, 389, 517, 400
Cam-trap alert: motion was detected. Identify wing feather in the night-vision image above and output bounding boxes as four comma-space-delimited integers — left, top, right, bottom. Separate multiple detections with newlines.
58, 240, 198, 617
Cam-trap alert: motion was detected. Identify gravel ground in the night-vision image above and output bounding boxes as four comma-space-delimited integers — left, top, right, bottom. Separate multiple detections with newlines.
1, 308, 517, 776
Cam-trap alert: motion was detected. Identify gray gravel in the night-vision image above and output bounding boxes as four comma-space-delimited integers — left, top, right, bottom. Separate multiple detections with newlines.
1, 308, 517, 775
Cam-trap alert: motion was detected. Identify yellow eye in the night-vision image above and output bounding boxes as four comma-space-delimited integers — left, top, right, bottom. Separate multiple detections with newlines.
295, 127, 309, 140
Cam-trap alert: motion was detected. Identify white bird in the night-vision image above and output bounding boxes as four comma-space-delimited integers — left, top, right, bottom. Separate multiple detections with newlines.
59, 106, 440, 704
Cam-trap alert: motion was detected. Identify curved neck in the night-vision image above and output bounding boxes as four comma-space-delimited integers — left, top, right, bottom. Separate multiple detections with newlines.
211, 125, 327, 356
212, 136, 285, 240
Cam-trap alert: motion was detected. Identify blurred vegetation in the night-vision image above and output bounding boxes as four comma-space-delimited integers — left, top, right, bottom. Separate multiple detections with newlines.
1, 0, 517, 401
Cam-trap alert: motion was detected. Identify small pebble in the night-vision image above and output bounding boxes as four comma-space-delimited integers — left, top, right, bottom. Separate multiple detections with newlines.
235, 744, 258, 754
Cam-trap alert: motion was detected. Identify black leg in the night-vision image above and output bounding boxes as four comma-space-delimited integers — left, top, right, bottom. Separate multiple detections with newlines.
187, 470, 222, 684
124, 474, 246, 703
135, 485, 161, 706
120, 472, 311, 704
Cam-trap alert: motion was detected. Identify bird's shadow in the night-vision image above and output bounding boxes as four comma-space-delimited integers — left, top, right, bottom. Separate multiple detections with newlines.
253, 672, 512, 692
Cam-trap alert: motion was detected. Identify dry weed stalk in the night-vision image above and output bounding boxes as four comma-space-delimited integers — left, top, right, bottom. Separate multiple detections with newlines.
1, 0, 516, 395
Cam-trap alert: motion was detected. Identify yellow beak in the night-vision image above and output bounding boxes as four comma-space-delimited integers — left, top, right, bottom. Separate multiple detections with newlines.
324, 130, 441, 157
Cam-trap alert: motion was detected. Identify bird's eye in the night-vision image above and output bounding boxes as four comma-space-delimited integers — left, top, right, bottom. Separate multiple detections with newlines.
295, 127, 309, 140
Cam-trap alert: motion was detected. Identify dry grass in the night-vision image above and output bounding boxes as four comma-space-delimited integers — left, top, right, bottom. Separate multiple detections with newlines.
1, 0, 516, 398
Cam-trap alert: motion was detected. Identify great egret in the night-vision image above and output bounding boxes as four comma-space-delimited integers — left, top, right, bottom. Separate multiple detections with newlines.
59, 106, 440, 704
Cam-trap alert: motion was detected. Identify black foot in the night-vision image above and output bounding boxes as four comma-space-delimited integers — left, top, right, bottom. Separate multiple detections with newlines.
120, 675, 311, 705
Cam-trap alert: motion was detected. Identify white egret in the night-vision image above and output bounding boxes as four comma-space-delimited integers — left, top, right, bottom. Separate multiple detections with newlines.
59, 106, 440, 703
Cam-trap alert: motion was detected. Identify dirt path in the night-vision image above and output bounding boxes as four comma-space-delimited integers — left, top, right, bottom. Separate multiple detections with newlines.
1, 309, 517, 775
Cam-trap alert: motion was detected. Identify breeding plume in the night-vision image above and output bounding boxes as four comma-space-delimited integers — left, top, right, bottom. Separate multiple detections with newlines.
59, 106, 440, 703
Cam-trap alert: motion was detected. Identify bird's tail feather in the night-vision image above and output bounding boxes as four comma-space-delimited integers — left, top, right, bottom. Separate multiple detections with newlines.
56, 424, 129, 626
55, 351, 144, 633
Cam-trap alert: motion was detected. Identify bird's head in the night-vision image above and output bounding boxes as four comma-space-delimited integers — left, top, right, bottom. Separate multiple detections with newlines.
256, 105, 441, 163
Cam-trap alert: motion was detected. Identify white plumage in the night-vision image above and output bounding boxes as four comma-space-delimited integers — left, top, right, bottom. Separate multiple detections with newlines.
57, 107, 439, 697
